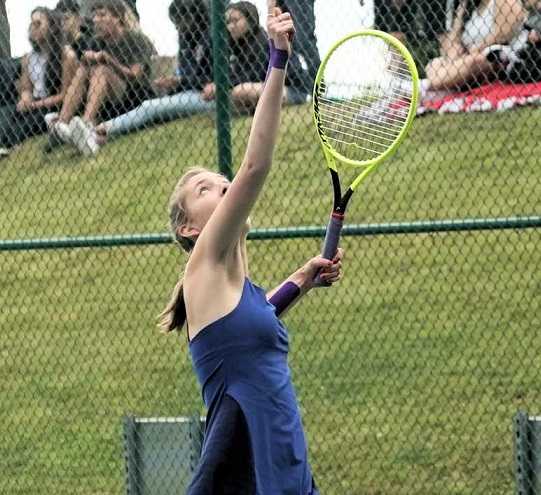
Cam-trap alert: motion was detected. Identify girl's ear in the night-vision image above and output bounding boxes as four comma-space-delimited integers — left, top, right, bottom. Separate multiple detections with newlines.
178, 224, 200, 239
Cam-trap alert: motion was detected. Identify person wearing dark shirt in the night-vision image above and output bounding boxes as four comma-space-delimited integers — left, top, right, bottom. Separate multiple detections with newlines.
154, 0, 213, 95
202, 1, 310, 110
90, 0, 214, 152
91, 0, 309, 154
0, 8, 78, 159
55, 0, 95, 59
49, 0, 155, 155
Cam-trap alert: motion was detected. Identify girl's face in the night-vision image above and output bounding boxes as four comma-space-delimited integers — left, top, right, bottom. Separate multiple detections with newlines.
226, 8, 249, 41
61, 12, 81, 40
93, 8, 121, 38
181, 171, 231, 237
29, 12, 50, 44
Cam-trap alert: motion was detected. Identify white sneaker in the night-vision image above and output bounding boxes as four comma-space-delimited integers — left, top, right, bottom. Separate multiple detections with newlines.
0, 147, 10, 159
52, 121, 74, 145
44, 112, 59, 130
71, 117, 100, 156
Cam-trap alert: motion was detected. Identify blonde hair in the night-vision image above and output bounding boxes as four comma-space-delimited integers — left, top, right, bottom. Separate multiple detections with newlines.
158, 166, 211, 333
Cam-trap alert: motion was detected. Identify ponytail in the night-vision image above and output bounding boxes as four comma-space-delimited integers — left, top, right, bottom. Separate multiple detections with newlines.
158, 166, 210, 334
158, 277, 187, 333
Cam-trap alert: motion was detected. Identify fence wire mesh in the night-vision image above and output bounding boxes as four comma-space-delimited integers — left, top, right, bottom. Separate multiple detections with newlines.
1, 0, 541, 493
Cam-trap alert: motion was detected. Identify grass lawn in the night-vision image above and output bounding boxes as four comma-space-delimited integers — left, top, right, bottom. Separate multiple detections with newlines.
1, 104, 540, 494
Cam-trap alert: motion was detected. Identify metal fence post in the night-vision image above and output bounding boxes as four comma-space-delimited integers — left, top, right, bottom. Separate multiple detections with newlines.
211, 0, 233, 180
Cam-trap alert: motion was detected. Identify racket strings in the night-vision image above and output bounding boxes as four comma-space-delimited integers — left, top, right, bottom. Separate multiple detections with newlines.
316, 38, 415, 162
318, 97, 408, 134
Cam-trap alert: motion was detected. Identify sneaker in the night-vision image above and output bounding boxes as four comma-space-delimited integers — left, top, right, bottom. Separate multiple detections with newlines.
94, 122, 110, 146
52, 121, 74, 145
0, 147, 10, 159
44, 112, 59, 129
44, 115, 63, 153
71, 117, 100, 156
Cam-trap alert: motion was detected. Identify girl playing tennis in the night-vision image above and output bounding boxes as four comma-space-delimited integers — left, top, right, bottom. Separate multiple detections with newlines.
160, 5, 343, 494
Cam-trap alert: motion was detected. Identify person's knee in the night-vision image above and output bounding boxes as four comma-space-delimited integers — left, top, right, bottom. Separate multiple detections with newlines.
90, 64, 113, 83
74, 64, 89, 81
232, 84, 263, 106
231, 85, 247, 103
425, 57, 445, 82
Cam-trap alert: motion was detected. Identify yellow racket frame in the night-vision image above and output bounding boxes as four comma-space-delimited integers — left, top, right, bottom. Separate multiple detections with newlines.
313, 29, 420, 191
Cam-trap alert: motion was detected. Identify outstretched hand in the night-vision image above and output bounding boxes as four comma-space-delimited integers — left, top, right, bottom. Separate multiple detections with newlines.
266, 1, 295, 54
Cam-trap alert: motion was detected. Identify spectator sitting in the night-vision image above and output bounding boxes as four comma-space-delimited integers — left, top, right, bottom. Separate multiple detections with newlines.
92, 0, 309, 154
373, 0, 449, 76
0, 8, 78, 160
87, 0, 213, 153
50, 0, 155, 156
55, 0, 95, 60
485, 0, 541, 83
419, 0, 526, 98
215, 1, 309, 110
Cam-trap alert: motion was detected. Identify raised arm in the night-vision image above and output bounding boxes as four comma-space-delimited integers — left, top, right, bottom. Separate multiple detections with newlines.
195, 5, 295, 261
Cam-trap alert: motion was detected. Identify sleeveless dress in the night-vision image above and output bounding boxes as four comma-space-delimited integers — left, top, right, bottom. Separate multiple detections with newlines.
187, 278, 319, 495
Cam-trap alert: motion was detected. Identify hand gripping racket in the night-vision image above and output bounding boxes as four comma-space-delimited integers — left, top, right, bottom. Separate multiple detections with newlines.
313, 30, 419, 282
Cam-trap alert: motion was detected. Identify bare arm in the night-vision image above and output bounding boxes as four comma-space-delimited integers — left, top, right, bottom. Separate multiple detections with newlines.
469, 0, 526, 53
17, 55, 33, 110
440, 1, 467, 57
194, 7, 295, 262
104, 53, 146, 81
33, 47, 79, 110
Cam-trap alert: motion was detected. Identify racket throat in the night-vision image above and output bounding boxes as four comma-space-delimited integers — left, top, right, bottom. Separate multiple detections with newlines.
336, 188, 354, 215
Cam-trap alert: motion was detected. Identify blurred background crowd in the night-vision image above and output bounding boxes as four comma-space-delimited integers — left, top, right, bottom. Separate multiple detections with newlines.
0, 0, 539, 159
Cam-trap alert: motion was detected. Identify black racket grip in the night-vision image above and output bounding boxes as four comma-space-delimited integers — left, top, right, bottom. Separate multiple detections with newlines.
314, 213, 344, 286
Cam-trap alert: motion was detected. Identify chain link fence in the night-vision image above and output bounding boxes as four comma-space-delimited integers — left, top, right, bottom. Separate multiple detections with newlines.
1, 0, 541, 493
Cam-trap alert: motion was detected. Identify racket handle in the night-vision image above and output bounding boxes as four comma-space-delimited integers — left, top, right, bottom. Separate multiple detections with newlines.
314, 213, 344, 286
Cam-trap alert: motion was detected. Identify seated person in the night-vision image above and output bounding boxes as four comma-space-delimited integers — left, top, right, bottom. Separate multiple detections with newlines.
0, 8, 77, 159
374, 0, 449, 76
419, 0, 526, 97
485, 0, 541, 82
50, 0, 155, 156
212, 1, 309, 110
55, 0, 95, 60
92, 0, 309, 153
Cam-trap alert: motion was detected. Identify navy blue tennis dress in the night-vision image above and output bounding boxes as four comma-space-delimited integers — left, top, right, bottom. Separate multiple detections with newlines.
187, 278, 319, 494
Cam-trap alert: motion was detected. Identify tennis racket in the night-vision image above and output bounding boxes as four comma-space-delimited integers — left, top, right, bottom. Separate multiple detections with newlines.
313, 30, 419, 283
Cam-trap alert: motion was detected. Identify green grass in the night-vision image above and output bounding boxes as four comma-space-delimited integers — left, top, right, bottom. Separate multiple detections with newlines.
1, 105, 540, 494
